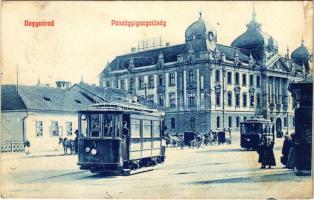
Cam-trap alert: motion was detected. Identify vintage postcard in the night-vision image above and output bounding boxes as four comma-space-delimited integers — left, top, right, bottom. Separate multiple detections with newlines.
1, 1, 313, 199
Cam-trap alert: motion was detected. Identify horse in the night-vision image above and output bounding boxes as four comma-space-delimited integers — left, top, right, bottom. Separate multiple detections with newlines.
59, 137, 75, 155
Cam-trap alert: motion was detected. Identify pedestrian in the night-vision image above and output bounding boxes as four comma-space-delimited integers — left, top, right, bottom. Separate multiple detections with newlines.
281, 132, 291, 167
257, 137, 276, 169
286, 133, 296, 169
74, 130, 79, 154
24, 139, 30, 155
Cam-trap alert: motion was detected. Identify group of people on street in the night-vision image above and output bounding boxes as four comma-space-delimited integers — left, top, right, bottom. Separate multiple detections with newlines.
257, 132, 296, 170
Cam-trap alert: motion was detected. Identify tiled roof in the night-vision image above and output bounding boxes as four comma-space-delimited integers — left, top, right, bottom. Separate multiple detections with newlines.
73, 82, 128, 102
107, 43, 251, 71
1, 83, 126, 112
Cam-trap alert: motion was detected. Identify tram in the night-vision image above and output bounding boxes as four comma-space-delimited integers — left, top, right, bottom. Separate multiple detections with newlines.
77, 102, 166, 175
240, 118, 275, 150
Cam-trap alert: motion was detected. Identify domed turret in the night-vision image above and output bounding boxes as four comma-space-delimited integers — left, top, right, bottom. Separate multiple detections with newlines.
185, 12, 217, 52
231, 6, 278, 61
291, 38, 310, 72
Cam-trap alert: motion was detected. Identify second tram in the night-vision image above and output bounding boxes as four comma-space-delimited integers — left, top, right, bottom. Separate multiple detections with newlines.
240, 118, 275, 150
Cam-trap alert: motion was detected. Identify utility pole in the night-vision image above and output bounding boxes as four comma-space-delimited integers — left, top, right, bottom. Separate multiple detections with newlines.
16, 65, 19, 93
222, 66, 226, 131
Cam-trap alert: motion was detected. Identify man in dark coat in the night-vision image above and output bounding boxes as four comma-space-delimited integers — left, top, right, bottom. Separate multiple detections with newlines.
258, 137, 276, 169
74, 130, 79, 154
281, 133, 292, 166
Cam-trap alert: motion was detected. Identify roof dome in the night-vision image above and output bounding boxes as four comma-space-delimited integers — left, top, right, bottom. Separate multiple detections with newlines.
185, 13, 217, 41
231, 9, 278, 61
291, 40, 310, 65
185, 12, 217, 51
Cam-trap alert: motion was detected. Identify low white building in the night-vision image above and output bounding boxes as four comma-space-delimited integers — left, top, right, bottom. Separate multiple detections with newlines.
1, 82, 127, 152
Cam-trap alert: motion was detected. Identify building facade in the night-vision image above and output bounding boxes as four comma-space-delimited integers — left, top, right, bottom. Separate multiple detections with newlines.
1, 82, 127, 152
100, 11, 311, 135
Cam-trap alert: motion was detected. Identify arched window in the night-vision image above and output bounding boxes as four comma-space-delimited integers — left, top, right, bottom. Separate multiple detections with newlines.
227, 72, 232, 84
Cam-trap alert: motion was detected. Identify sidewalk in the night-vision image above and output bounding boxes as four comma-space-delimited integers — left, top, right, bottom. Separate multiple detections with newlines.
1, 150, 75, 161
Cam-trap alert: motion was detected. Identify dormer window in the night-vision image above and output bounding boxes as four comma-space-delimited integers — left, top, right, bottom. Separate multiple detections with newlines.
43, 96, 51, 101
75, 99, 81, 104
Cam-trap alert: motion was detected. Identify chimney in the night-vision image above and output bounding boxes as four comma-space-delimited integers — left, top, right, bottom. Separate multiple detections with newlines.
56, 81, 71, 89
131, 47, 137, 52
166, 42, 170, 47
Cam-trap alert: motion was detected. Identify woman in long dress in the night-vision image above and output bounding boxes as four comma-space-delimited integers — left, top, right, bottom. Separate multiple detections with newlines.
258, 137, 276, 169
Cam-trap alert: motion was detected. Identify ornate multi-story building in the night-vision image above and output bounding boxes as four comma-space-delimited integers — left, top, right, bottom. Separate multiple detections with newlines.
99, 10, 311, 135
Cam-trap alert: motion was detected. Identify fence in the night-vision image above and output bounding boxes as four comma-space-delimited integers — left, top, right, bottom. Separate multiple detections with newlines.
1, 141, 25, 152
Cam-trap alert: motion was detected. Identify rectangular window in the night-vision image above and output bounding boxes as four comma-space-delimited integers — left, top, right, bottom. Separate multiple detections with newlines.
169, 73, 176, 86
189, 94, 196, 107
138, 77, 144, 90
66, 121, 72, 136
215, 70, 220, 83
200, 75, 204, 90
242, 74, 247, 86
227, 72, 232, 84
235, 93, 240, 107
158, 74, 163, 86
256, 76, 261, 88
131, 119, 141, 138
148, 76, 154, 88
216, 94, 221, 106
152, 121, 160, 138
228, 117, 232, 128
36, 121, 43, 136
188, 70, 195, 83
227, 92, 232, 106
235, 73, 240, 85
51, 121, 59, 137
158, 95, 164, 107
250, 95, 255, 107
170, 118, 175, 129
120, 79, 125, 90
142, 120, 152, 138
236, 117, 240, 127
169, 92, 176, 108
284, 117, 288, 127
243, 93, 247, 107
250, 74, 254, 86
90, 114, 101, 138
256, 93, 261, 106
216, 116, 220, 128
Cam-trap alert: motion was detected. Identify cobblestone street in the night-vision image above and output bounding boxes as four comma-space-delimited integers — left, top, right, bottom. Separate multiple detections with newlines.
1, 136, 312, 199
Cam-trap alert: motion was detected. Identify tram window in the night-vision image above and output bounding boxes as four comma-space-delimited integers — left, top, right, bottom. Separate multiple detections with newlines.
143, 120, 152, 138
152, 121, 160, 138
102, 114, 123, 137
131, 119, 141, 138
80, 114, 87, 137
90, 114, 101, 138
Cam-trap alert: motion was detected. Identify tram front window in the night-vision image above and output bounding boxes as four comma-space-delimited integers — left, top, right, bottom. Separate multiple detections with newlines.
103, 114, 122, 137
91, 114, 101, 138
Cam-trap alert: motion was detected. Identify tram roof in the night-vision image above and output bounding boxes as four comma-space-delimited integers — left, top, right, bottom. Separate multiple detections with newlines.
79, 102, 165, 116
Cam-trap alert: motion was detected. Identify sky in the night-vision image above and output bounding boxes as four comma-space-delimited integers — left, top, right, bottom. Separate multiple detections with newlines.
1, 1, 313, 86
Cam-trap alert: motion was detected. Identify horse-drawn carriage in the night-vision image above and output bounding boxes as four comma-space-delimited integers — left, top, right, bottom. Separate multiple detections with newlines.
180, 131, 204, 149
